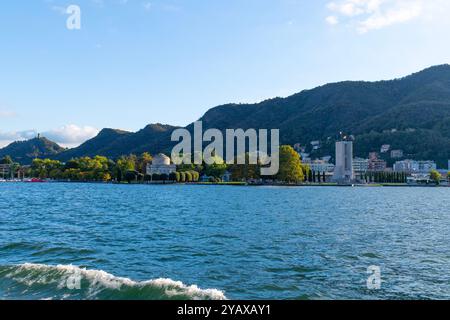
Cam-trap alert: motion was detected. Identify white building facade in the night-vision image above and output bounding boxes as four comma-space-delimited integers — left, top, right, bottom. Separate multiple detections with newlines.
146, 154, 177, 176
393, 160, 437, 173
304, 159, 335, 173
353, 157, 369, 173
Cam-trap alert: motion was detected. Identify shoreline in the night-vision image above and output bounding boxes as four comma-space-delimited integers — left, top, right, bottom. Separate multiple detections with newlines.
1, 180, 448, 188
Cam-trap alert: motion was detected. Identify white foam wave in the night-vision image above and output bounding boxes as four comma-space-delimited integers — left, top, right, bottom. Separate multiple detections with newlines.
2, 263, 227, 300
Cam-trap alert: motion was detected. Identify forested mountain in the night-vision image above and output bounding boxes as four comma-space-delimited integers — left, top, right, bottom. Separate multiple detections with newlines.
0, 137, 65, 164
2, 65, 450, 166
54, 124, 178, 161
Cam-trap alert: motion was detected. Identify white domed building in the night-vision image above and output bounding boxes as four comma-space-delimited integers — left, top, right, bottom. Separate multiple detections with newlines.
146, 153, 177, 176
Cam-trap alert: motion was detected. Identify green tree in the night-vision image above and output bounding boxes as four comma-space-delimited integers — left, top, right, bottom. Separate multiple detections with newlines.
430, 169, 442, 185
137, 152, 152, 174
204, 155, 228, 179
125, 170, 138, 183
0, 156, 13, 165
191, 171, 200, 182
230, 153, 261, 181
277, 145, 304, 183
102, 172, 112, 182
307, 167, 312, 183
117, 155, 136, 181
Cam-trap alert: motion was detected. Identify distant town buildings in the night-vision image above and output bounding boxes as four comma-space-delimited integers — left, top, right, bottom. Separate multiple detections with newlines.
300, 153, 310, 162
310, 141, 321, 150
393, 159, 418, 173
146, 154, 176, 176
368, 153, 387, 172
0, 164, 12, 179
380, 144, 391, 153
390, 149, 404, 159
333, 140, 354, 183
353, 157, 369, 173
368, 152, 379, 160
393, 160, 437, 173
303, 159, 335, 173
407, 173, 432, 185
293, 136, 446, 185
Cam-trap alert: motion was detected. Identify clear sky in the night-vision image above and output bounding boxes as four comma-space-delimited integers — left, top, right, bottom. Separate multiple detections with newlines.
1, 0, 450, 147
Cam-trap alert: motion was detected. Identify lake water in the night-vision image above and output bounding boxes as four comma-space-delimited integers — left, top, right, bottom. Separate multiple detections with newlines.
1, 183, 449, 300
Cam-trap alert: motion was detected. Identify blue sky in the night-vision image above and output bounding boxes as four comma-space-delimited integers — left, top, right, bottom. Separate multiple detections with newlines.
1, 0, 450, 147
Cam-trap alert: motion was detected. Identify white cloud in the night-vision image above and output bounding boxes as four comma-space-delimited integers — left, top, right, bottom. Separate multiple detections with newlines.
50, 5, 67, 15
0, 130, 37, 148
0, 125, 99, 149
43, 125, 100, 148
325, 0, 429, 33
326, 16, 339, 25
358, 2, 422, 33
143, 2, 152, 11
0, 110, 16, 118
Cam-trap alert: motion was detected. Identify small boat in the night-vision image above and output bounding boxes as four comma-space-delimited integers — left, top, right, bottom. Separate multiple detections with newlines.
25, 178, 46, 183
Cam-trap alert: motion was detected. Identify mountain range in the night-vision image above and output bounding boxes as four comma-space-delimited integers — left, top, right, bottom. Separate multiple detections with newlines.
2, 64, 450, 167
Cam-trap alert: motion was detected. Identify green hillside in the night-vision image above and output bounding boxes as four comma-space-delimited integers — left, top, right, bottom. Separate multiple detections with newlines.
0, 137, 66, 164
2, 65, 450, 167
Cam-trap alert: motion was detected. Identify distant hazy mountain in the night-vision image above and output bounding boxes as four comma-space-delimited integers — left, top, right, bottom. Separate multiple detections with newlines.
0, 137, 65, 164
2, 65, 450, 166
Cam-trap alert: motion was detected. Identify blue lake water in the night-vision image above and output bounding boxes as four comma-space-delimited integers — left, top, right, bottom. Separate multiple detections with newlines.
1, 183, 450, 300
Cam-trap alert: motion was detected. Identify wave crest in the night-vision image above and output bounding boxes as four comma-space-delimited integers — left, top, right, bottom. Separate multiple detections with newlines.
0, 263, 226, 300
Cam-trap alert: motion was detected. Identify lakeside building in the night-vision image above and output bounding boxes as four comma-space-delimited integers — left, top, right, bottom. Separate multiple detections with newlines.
321, 156, 332, 163
310, 141, 320, 150
407, 173, 431, 185
368, 153, 387, 172
380, 144, 391, 153
303, 159, 335, 173
300, 153, 310, 162
418, 161, 437, 172
0, 164, 12, 179
353, 157, 369, 173
146, 154, 176, 176
393, 159, 418, 173
333, 141, 354, 183
390, 150, 404, 159
368, 152, 379, 160
393, 160, 437, 173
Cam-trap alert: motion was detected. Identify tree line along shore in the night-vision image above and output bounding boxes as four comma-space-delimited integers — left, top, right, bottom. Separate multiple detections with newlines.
1, 145, 449, 185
